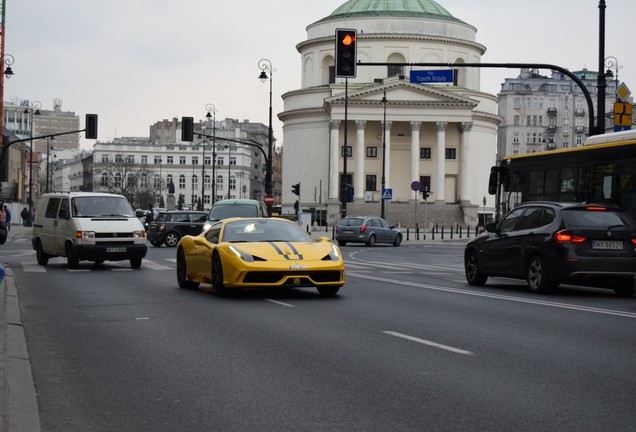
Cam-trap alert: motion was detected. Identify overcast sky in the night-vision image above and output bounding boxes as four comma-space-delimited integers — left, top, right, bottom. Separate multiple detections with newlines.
5, 0, 634, 149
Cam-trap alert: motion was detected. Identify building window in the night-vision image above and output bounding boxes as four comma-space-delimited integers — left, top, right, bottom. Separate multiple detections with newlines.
513, 132, 520, 144
179, 175, 186, 189
126, 155, 134, 163
141, 155, 148, 164
114, 173, 122, 187
387, 64, 404, 77
229, 175, 236, 191
101, 154, 109, 163
341, 146, 352, 157
179, 156, 186, 165
115, 154, 123, 163
420, 147, 431, 159
206, 156, 213, 165
366, 175, 377, 192
215, 175, 222, 189
513, 115, 520, 126
101, 172, 108, 186
154, 174, 161, 188
154, 155, 161, 164
229, 157, 236, 166
140, 173, 148, 188
167, 156, 174, 164
445, 148, 456, 160
192, 156, 198, 165
366, 146, 377, 158
192, 175, 198, 189
204, 175, 211, 190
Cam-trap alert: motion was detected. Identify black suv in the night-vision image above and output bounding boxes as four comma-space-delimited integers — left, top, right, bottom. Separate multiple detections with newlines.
464, 202, 636, 296
147, 211, 207, 247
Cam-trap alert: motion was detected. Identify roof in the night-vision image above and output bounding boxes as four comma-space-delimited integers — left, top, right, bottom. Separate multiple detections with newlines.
320, 0, 464, 24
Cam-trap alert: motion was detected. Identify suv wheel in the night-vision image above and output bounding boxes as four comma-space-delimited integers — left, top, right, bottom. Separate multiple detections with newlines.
164, 232, 180, 247
527, 255, 556, 293
465, 250, 487, 286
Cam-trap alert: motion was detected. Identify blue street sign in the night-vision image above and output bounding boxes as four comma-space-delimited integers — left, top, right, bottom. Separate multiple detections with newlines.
410, 181, 421, 192
382, 188, 393, 200
410, 70, 453, 84
615, 125, 632, 132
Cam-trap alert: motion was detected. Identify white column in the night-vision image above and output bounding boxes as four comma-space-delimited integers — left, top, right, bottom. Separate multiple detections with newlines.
383, 120, 392, 189
354, 120, 366, 202
329, 120, 341, 200
436, 121, 447, 203
459, 122, 473, 204
410, 121, 421, 200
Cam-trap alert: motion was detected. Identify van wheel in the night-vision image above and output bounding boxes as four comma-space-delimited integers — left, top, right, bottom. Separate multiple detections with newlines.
130, 258, 142, 269
35, 241, 49, 266
66, 245, 79, 269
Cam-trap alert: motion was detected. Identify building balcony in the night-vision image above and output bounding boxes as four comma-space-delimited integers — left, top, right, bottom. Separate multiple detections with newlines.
575, 126, 585, 133
575, 108, 585, 116
547, 107, 557, 116
547, 124, 557, 132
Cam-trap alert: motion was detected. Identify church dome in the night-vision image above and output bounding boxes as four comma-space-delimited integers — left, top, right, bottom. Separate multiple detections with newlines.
321, 0, 464, 24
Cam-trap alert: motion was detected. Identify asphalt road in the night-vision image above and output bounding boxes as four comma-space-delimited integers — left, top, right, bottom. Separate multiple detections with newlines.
4, 239, 636, 431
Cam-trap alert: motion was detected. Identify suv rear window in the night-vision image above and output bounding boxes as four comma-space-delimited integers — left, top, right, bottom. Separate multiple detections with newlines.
561, 208, 635, 228
209, 204, 259, 220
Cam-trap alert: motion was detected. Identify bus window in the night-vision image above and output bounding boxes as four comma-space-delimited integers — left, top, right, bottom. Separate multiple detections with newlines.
594, 164, 614, 200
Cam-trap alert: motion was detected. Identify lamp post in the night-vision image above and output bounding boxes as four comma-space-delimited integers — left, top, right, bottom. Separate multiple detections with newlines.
596, 0, 607, 135
0, 53, 15, 137
380, 90, 387, 219
258, 58, 274, 214
225, 144, 232, 199
205, 103, 216, 207
41, 129, 55, 192
23, 100, 41, 215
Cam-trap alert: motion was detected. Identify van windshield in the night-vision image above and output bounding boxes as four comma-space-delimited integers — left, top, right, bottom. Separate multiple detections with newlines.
208, 204, 258, 221
72, 196, 135, 218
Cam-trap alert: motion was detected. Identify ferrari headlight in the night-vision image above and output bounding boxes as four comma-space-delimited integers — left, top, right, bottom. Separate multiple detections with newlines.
229, 245, 254, 262
328, 244, 340, 261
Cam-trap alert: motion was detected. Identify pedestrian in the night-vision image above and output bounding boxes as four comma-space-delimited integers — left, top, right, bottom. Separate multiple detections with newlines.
0, 206, 6, 229
4, 206, 11, 231
21, 207, 29, 226
0, 264, 5, 284
144, 204, 154, 230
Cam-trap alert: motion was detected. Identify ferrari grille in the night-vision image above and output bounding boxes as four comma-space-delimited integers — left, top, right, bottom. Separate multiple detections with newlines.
243, 271, 342, 284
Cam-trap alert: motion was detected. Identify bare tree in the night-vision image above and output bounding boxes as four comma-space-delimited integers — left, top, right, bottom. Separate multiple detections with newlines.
93, 161, 161, 209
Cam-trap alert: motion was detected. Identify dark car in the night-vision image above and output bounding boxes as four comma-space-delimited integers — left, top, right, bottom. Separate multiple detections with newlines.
464, 201, 636, 296
335, 216, 402, 247
147, 211, 207, 247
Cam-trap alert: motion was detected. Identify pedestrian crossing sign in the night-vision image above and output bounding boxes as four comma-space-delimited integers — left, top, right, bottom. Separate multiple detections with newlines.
382, 188, 393, 200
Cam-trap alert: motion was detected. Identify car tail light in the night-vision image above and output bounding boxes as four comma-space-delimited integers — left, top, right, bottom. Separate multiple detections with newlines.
585, 206, 607, 211
631, 238, 636, 245
360, 225, 367, 233
555, 229, 586, 244
159, 224, 166, 232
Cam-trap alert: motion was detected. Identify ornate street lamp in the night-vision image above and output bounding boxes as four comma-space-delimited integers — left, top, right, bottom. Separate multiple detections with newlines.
205, 103, 216, 207
604, 56, 622, 101
258, 58, 274, 214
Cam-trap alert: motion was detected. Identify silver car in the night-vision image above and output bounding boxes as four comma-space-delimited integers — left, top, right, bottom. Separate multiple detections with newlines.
335, 216, 402, 247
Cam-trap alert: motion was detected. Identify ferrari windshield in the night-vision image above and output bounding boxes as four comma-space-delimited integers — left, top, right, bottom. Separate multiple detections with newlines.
222, 219, 313, 243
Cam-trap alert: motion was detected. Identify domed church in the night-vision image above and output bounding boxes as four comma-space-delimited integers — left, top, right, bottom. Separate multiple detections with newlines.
279, 0, 500, 227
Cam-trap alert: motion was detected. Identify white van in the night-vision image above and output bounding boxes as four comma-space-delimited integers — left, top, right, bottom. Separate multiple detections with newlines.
32, 192, 148, 269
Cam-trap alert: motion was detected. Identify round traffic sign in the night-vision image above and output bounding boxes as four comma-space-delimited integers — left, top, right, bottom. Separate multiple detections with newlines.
410, 181, 421, 192
264, 194, 275, 205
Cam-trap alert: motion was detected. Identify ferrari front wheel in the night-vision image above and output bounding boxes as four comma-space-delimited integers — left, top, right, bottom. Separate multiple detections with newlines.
177, 249, 199, 290
317, 285, 340, 296
212, 254, 229, 297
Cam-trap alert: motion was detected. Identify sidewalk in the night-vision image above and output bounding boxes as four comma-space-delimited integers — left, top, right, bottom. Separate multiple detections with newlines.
1, 224, 40, 432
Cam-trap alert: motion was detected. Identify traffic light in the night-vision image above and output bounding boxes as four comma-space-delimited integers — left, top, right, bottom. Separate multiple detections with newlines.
488, 166, 499, 195
421, 185, 430, 199
291, 182, 300, 196
335, 28, 357, 78
85, 114, 98, 139
181, 117, 194, 142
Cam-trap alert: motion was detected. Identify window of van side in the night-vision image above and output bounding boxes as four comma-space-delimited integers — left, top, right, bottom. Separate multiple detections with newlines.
45, 198, 61, 219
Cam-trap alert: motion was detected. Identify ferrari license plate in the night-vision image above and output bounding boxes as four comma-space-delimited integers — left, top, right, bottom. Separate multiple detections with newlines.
106, 247, 127, 253
592, 240, 622, 250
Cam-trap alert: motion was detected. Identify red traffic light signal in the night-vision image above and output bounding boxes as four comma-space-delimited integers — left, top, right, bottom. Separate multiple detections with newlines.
335, 28, 357, 78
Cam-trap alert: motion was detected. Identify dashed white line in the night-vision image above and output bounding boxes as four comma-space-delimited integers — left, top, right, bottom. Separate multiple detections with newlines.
265, 299, 295, 307
383, 331, 475, 356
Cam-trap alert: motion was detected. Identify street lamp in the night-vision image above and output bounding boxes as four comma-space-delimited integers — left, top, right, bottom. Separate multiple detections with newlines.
604, 56, 622, 101
2, 54, 15, 78
258, 58, 274, 214
205, 103, 216, 207
23, 100, 42, 215
380, 90, 387, 219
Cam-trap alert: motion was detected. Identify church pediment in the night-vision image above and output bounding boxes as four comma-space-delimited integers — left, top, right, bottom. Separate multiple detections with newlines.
325, 80, 479, 109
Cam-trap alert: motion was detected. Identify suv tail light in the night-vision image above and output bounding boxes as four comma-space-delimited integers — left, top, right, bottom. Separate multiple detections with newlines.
555, 229, 586, 244
159, 223, 166, 232
360, 225, 367, 233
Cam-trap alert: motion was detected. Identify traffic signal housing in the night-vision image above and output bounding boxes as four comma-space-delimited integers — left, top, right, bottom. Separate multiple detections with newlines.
291, 182, 300, 196
335, 28, 357, 78
181, 117, 194, 142
85, 114, 98, 139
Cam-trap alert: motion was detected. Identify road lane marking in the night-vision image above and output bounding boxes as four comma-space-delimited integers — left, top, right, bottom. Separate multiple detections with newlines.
21, 263, 46, 273
265, 299, 295, 307
348, 272, 636, 319
383, 331, 474, 356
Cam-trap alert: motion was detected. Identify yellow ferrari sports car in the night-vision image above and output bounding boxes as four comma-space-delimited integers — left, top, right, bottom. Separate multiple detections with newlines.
176, 217, 345, 296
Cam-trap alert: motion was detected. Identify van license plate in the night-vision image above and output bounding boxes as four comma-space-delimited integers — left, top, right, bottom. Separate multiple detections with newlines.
592, 240, 622, 250
106, 247, 127, 253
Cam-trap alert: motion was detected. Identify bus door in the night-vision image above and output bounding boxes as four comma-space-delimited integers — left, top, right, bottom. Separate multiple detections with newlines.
593, 163, 615, 204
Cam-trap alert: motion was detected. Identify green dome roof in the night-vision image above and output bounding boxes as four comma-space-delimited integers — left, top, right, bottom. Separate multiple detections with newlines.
325, 0, 463, 23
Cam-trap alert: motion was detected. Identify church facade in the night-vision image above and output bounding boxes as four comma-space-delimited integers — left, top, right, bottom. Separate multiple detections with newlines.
279, 0, 500, 226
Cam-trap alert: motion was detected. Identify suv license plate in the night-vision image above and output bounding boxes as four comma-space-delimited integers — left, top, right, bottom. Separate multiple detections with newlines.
106, 247, 127, 253
592, 240, 623, 250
